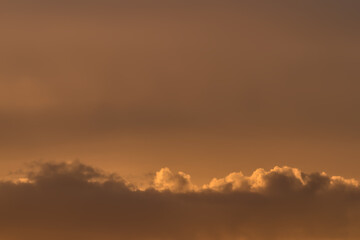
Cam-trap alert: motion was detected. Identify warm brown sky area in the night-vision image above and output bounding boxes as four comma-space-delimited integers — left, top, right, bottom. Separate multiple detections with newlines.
1, 0, 360, 183
0, 1, 360, 238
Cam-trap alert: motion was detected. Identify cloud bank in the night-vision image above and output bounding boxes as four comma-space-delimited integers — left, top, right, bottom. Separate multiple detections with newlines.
1, 161, 360, 240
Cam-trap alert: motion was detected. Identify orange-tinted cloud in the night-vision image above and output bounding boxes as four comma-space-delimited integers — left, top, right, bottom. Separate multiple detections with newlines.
1, 161, 359, 240
153, 167, 196, 193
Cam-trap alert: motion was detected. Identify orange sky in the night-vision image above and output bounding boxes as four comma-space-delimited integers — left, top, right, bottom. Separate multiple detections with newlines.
1, 0, 360, 184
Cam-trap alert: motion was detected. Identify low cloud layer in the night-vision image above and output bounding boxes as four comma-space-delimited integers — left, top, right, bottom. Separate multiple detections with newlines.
1, 161, 360, 240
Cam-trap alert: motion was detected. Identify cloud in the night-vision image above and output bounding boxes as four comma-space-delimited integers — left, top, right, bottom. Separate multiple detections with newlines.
153, 167, 196, 193
203, 166, 359, 195
0, 161, 360, 240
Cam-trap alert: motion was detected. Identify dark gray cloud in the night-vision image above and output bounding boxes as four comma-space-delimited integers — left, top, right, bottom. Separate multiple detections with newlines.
1, 161, 359, 240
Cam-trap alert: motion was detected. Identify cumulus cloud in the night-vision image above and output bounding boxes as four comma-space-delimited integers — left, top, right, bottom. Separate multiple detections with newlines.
203, 166, 359, 195
1, 161, 360, 240
153, 167, 196, 193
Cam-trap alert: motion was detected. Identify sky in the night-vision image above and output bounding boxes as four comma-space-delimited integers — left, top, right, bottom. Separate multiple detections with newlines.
0, 1, 360, 239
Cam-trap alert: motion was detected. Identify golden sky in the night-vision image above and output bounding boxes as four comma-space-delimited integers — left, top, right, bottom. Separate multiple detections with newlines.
0, 1, 360, 239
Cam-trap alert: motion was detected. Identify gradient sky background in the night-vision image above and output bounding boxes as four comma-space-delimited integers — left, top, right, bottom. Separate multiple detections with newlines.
1, 0, 360, 186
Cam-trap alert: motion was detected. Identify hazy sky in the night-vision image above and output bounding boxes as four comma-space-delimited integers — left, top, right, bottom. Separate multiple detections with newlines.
1, 1, 360, 239
1, 0, 360, 183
